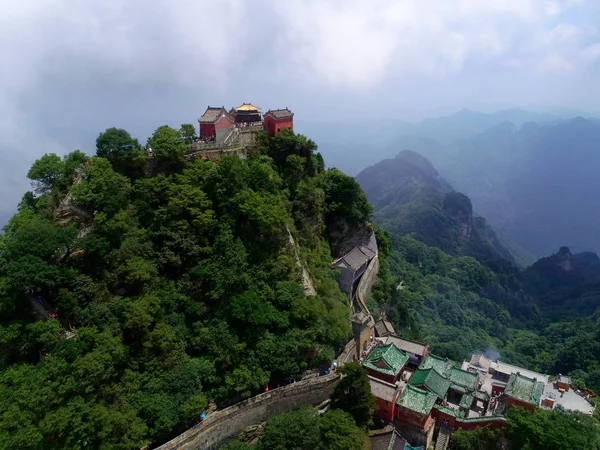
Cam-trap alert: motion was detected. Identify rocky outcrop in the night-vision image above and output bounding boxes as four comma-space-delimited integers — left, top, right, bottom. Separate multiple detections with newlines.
286, 227, 316, 296
443, 192, 473, 238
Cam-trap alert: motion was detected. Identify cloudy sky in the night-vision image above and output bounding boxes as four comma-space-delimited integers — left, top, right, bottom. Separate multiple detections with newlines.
1, 0, 599, 220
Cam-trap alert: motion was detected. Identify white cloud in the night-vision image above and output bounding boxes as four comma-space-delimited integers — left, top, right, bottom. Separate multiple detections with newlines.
0, 0, 598, 216
271, 0, 598, 88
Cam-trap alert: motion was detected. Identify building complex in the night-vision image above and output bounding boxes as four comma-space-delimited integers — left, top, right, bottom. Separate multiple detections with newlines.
361, 319, 596, 448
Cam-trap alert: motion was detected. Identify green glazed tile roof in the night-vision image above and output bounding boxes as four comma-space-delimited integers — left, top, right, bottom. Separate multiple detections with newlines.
505, 373, 545, 405
459, 394, 474, 409
418, 354, 453, 377
364, 343, 409, 376
449, 367, 478, 392
473, 390, 490, 402
396, 385, 437, 416
433, 404, 464, 418
408, 368, 451, 399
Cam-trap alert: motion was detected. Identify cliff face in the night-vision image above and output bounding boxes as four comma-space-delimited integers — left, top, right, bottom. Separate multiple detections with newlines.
443, 192, 473, 237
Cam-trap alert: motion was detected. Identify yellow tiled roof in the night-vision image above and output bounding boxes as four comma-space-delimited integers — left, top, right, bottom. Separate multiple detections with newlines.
234, 103, 261, 111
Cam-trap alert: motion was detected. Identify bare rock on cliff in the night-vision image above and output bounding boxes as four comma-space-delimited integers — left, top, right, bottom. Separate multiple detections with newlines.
237, 423, 265, 445
443, 192, 473, 237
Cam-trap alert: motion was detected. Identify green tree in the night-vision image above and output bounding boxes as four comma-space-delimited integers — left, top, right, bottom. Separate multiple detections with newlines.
147, 125, 187, 173
27, 153, 64, 195
330, 363, 376, 429
96, 127, 144, 178
180, 123, 198, 144
319, 409, 369, 450
259, 407, 321, 450
71, 157, 131, 217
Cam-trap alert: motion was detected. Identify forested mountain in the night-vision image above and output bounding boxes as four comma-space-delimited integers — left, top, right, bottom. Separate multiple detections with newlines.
355, 150, 525, 266
0, 128, 373, 449
392, 117, 600, 257
361, 151, 600, 408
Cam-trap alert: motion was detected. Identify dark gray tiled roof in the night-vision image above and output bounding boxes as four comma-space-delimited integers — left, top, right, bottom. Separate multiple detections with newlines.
384, 336, 428, 357
369, 376, 398, 402
375, 319, 396, 337
369, 427, 406, 450
265, 108, 294, 119
199, 107, 229, 123
333, 233, 379, 271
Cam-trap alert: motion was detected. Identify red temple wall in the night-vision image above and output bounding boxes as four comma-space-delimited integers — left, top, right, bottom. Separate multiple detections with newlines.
396, 406, 431, 429
200, 123, 215, 138
215, 115, 234, 130
365, 368, 397, 384
506, 396, 536, 412
374, 397, 395, 422
264, 116, 294, 137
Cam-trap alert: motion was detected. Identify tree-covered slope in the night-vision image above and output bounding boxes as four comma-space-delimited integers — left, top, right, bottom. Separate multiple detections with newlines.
362, 152, 600, 400
355, 150, 525, 266
0, 127, 372, 449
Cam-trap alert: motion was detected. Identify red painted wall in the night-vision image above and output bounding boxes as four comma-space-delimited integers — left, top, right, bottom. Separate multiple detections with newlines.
422, 346, 430, 361
396, 406, 432, 429
436, 410, 505, 431
200, 115, 233, 138
374, 397, 395, 422
491, 385, 505, 396
506, 396, 536, 412
365, 368, 397, 384
436, 410, 456, 428
215, 115, 234, 131
264, 116, 294, 137
200, 123, 215, 139
557, 381, 570, 391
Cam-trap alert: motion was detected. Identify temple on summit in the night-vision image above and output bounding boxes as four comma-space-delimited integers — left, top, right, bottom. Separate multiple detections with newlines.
197, 102, 294, 142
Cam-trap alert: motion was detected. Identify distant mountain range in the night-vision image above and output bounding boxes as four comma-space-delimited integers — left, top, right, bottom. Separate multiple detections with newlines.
392, 117, 600, 257
300, 107, 594, 176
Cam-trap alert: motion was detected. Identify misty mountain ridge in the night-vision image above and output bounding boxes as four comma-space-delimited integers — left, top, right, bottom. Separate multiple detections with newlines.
356, 150, 527, 266
393, 117, 600, 257
301, 107, 592, 177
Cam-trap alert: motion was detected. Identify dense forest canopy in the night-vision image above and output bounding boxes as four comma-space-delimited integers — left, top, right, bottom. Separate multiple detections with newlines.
0, 127, 372, 449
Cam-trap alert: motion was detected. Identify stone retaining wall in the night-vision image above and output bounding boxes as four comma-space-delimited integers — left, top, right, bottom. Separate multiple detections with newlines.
155, 373, 340, 450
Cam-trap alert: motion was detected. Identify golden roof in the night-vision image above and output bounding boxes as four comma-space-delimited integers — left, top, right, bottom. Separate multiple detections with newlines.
234, 102, 261, 112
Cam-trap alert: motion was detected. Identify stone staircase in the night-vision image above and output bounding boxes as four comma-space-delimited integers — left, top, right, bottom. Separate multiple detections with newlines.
435, 426, 450, 450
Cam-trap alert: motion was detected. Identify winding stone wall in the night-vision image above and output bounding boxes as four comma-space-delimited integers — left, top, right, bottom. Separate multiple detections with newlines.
155, 373, 340, 450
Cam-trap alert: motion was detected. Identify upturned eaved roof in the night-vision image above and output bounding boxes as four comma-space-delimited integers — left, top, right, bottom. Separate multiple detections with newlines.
265, 108, 294, 119
469, 354, 492, 371
332, 233, 378, 272
369, 426, 407, 450
505, 372, 545, 406
493, 361, 549, 384
408, 368, 451, 399
234, 102, 261, 111
459, 394, 474, 409
449, 367, 478, 392
374, 319, 396, 338
364, 343, 409, 377
396, 385, 438, 416
369, 376, 400, 402
199, 106, 231, 124
419, 354, 453, 378
384, 336, 429, 357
